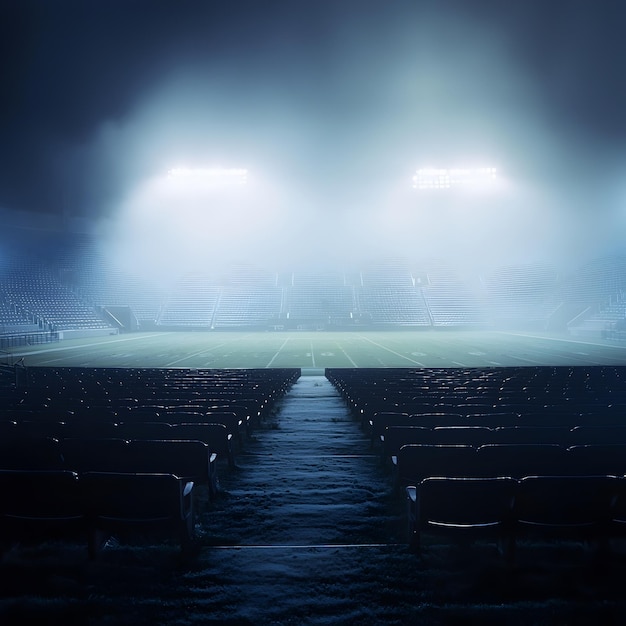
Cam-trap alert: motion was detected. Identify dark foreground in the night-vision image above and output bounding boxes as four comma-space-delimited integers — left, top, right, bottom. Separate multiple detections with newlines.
1, 375, 626, 625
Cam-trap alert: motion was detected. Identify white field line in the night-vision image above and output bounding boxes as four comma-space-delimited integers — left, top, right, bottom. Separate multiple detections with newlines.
266, 337, 290, 367
337, 343, 358, 367
357, 335, 427, 366
164, 334, 256, 367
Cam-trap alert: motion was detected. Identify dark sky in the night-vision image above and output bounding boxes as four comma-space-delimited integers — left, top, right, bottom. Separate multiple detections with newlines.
1, 0, 625, 221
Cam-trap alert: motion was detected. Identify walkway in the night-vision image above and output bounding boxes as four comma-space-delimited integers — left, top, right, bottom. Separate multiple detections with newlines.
193, 374, 410, 624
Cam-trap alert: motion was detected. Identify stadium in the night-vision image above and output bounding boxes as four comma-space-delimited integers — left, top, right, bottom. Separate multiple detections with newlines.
2, 1, 626, 625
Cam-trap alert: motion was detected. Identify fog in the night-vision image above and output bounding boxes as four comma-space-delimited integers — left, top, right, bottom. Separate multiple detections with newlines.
2, 1, 625, 279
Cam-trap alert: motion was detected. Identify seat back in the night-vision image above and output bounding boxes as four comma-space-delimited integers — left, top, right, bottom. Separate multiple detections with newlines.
0, 469, 82, 521
514, 475, 618, 527
60, 438, 129, 473
125, 439, 211, 483
418, 476, 517, 527
476, 443, 568, 478
567, 444, 626, 477
397, 444, 478, 486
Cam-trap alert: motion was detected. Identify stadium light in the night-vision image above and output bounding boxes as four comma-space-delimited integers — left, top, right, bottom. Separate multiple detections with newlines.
412, 167, 497, 190
167, 167, 248, 186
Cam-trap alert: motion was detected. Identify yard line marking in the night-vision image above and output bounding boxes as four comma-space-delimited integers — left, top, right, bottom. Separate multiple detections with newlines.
164, 335, 256, 367
310, 341, 316, 367
357, 335, 426, 366
451, 361, 469, 367
266, 337, 290, 367
337, 344, 358, 367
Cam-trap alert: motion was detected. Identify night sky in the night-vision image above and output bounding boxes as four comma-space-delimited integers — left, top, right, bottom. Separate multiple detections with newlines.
1, 0, 625, 235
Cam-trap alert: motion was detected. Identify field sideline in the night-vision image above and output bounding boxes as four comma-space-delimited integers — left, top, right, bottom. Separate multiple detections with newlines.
3, 329, 626, 370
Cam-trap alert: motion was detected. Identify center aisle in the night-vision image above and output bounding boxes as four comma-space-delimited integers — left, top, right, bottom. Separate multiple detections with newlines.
192, 374, 410, 624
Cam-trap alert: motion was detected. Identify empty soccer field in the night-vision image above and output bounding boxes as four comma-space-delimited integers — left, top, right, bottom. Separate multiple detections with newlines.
5, 330, 626, 370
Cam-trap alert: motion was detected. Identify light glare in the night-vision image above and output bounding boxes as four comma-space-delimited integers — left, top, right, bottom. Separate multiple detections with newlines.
413, 167, 497, 190
167, 167, 248, 185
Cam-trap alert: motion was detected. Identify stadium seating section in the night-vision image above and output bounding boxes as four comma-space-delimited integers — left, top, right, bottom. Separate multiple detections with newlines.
2, 227, 626, 336
0, 366, 300, 556
326, 365, 626, 559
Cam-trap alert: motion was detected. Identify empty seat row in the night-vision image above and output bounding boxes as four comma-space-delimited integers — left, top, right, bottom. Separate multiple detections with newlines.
0, 437, 220, 498
0, 469, 195, 558
0, 420, 237, 465
406, 475, 626, 559
394, 443, 626, 492
381, 424, 626, 462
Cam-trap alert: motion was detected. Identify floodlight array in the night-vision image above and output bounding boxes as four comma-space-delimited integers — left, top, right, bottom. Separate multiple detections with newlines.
167, 167, 248, 185
412, 167, 496, 190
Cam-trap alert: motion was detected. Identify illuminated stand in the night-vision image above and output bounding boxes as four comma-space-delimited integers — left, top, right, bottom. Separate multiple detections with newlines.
167, 167, 248, 186
412, 167, 497, 190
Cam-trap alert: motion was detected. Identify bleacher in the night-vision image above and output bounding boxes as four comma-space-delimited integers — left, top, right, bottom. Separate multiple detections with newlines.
326, 365, 626, 558
420, 261, 486, 327
157, 273, 221, 328
2, 225, 626, 334
0, 366, 300, 556
482, 263, 563, 329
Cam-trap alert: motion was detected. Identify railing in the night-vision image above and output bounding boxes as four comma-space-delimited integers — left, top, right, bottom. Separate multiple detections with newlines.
0, 331, 60, 350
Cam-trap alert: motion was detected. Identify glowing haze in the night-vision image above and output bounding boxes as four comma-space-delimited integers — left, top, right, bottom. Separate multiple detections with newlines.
1, 1, 625, 278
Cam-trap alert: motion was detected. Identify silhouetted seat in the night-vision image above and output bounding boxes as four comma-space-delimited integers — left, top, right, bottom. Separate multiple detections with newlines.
202, 411, 246, 445
0, 437, 64, 470
116, 422, 173, 440
382, 426, 432, 466
512, 475, 617, 550
62, 420, 120, 439
170, 422, 235, 468
368, 412, 411, 449
395, 444, 478, 492
60, 438, 129, 473
567, 444, 626, 477
0, 469, 85, 540
406, 476, 517, 553
431, 426, 493, 446
476, 443, 569, 478
80, 472, 195, 558
124, 439, 218, 497
568, 426, 626, 446
408, 412, 466, 428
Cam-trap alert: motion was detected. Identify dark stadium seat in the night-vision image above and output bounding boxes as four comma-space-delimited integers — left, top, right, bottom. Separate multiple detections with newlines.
59, 438, 130, 474
512, 475, 618, 550
566, 444, 626, 476
0, 469, 85, 540
487, 426, 571, 445
170, 422, 235, 468
475, 443, 569, 478
406, 476, 517, 554
125, 439, 219, 498
116, 421, 174, 440
0, 437, 65, 471
381, 425, 433, 466
80, 472, 195, 558
394, 444, 478, 493
568, 425, 626, 446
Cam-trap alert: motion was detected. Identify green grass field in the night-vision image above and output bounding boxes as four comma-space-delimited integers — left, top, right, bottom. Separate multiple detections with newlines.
4, 329, 626, 370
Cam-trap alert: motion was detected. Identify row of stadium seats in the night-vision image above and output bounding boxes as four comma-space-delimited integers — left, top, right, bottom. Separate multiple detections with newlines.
0, 367, 301, 555
326, 366, 626, 557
